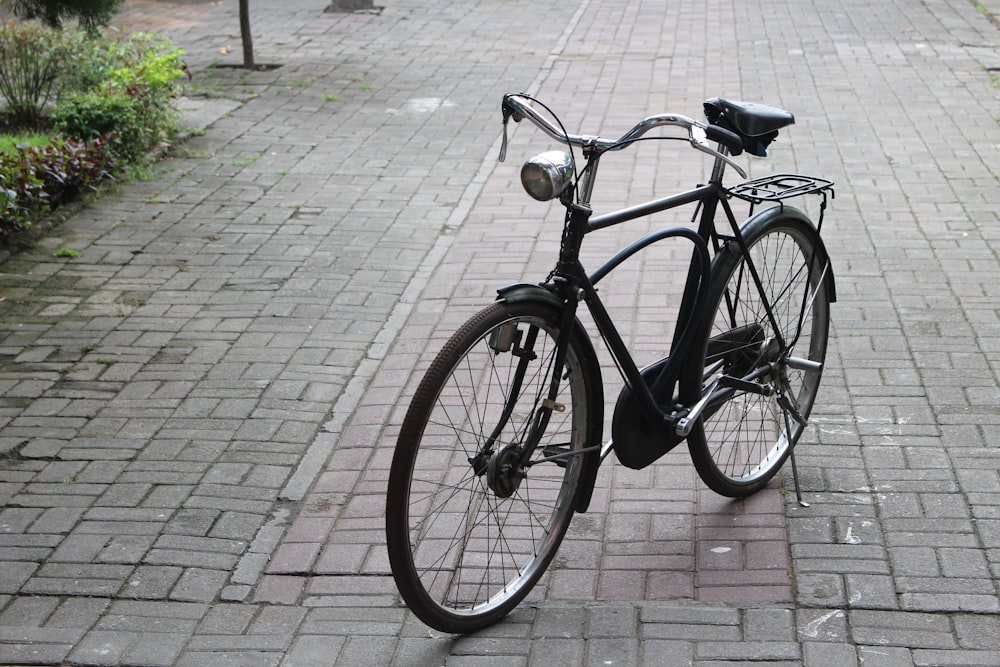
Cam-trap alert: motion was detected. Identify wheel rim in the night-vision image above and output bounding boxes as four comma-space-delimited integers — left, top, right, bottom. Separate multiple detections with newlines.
401, 314, 586, 620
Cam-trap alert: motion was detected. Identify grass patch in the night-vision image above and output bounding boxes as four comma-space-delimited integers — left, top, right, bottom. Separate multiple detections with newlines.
231, 152, 264, 167
0, 131, 57, 155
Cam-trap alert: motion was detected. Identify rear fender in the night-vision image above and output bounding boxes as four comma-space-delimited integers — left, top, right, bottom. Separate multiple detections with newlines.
729, 206, 837, 304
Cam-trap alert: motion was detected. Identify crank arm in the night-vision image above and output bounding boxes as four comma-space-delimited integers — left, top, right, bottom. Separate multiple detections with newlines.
676, 374, 774, 437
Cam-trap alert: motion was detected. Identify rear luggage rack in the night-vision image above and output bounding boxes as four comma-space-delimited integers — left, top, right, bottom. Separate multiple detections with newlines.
726, 174, 834, 204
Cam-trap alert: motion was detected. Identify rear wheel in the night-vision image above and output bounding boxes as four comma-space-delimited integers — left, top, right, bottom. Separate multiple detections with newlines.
386, 299, 598, 633
684, 212, 831, 497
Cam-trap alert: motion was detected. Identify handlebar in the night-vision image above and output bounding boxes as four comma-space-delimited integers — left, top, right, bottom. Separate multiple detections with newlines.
501, 93, 748, 178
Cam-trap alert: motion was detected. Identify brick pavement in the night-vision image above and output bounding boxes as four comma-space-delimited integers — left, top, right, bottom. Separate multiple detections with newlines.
1, 0, 998, 664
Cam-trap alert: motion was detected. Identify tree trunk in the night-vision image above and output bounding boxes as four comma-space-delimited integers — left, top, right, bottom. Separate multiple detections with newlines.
239, 0, 254, 70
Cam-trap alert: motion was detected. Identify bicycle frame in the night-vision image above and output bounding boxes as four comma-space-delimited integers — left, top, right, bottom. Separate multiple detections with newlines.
498, 93, 833, 473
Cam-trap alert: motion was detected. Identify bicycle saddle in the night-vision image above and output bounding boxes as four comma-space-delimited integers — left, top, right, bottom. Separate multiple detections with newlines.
703, 98, 794, 157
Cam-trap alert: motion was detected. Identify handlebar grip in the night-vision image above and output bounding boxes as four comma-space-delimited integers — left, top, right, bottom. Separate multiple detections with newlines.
705, 124, 744, 156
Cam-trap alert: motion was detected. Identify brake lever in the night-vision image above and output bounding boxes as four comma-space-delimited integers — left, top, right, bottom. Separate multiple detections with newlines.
499, 110, 510, 162
499, 100, 525, 162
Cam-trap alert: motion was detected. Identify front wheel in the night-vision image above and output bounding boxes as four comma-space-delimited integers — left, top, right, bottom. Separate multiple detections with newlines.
386, 299, 600, 633
683, 210, 832, 497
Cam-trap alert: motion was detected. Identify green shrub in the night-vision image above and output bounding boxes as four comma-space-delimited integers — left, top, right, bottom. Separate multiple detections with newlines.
107, 38, 186, 140
0, 20, 69, 127
59, 31, 175, 98
52, 35, 186, 161
52, 91, 145, 160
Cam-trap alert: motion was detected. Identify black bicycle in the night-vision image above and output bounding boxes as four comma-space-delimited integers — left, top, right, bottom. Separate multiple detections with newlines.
386, 93, 836, 633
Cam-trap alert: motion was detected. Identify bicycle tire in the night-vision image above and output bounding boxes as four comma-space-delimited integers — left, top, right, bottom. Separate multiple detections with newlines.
386, 299, 600, 633
682, 208, 832, 497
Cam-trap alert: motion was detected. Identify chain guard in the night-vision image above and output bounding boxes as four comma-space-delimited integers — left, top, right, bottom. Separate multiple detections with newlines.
611, 357, 685, 470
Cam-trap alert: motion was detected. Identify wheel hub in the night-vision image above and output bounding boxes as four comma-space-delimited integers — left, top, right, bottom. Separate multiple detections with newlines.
486, 446, 526, 498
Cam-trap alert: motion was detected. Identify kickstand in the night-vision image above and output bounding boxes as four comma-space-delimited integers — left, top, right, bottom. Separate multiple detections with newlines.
781, 405, 810, 508
788, 446, 810, 508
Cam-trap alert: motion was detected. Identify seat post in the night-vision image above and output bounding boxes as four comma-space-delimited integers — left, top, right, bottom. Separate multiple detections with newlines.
709, 146, 732, 185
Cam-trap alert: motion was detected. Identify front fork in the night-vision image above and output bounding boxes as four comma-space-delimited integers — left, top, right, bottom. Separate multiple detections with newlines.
472, 289, 580, 498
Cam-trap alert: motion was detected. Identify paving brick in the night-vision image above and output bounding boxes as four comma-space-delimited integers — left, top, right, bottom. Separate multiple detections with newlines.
96, 608, 197, 635
531, 606, 586, 640
0, 641, 74, 665
743, 607, 796, 642
41, 597, 109, 632
282, 634, 348, 665
254, 575, 305, 606
0, 595, 58, 626
120, 632, 190, 667
66, 630, 137, 665
913, 649, 1000, 667
176, 650, 281, 667
0, 561, 38, 594
170, 567, 232, 602
638, 639, 694, 666
848, 610, 957, 650
803, 642, 859, 667
196, 603, 255, 635
528, 637, 585, 665
586, 605, 638, 639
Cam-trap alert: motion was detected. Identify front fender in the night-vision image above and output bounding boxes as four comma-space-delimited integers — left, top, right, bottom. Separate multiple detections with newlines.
496, 284, 605, 513
496, 282, 566, 308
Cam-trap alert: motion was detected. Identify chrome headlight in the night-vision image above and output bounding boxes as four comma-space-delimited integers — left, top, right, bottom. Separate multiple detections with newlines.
520, 151, 574, 201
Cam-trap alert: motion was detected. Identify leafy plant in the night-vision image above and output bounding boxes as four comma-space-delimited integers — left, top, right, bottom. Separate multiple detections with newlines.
52, 246, 78, 257
0, 20, 69, 127
31, 135, 117, 203
0, 134, 116, 235
0, 148, 48, 233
